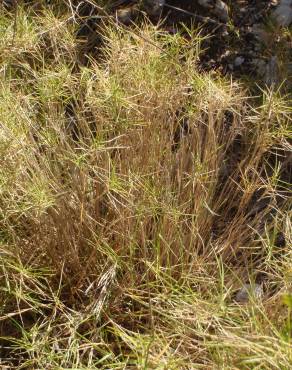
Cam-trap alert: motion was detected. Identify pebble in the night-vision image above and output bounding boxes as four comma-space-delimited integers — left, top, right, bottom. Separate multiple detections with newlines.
198, 0, 212, 9
252, 58, 267, 77
234, 283, 264, 304
252, 24, 268, 43
140, 0, 165, 17
198, 0, 229, 22
273, 0, 292, 27
265, 55, 279, 86
116, 6, 139, 25
234, 56, 245, 67
213, 0, 229, 22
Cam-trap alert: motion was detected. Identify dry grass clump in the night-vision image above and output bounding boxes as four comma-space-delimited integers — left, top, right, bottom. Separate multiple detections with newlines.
0, 4, 291, 369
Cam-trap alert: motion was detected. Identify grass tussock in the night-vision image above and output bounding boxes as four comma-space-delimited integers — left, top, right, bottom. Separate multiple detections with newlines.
0, 4, 291, 369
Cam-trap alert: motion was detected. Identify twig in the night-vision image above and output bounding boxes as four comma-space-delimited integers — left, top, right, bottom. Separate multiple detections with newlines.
164, 3, 226, 27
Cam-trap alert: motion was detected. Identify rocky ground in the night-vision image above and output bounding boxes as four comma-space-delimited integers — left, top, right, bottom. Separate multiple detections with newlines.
4, 1, 289, 88
75, 0, 291, 90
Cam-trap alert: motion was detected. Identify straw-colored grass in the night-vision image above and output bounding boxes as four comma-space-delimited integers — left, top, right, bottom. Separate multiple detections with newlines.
0, 3, 291, 369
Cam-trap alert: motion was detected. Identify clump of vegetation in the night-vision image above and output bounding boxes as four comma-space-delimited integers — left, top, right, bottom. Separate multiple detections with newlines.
0, 3, 291, 369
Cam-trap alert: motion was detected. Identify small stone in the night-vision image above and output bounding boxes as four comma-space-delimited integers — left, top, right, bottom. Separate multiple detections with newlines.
221, 49, 231, 58
234, 56, 245, 67
199, 0, 229, 22
252, 24, 268, 43
265, 56, 279, 86
198, 0, 212, 9
234, 283, 264, 304
221, 27, 229, 37
116, 6, 139, 25
253, 58, 267, 77
140, 0, 165, 17
273, 0, 292, 27
213, 0, 229, 23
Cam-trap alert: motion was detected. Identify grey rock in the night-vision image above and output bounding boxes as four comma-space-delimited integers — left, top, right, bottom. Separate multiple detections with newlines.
265, 56, 279, 86
228, 63, 234, 71
273, 0, 292, 27
198, 0, 212, 9
253, 58, 267, 77
234, 56, 245, 67
116, 6, 139, 25
198, 0, 229, 22
213, 0, 229, 22
140, 0, 165, 17
252, 24, 268, 42
234, 283, 264, 304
